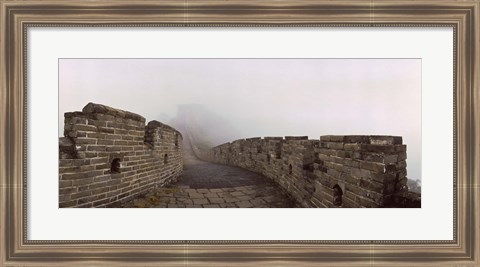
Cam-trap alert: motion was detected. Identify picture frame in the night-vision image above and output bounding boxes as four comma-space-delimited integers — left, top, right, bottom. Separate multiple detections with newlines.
1, 0, 478, 266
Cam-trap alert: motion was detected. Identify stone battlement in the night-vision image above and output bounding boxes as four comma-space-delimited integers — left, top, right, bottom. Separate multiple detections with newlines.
194, 135, 421, 208
59, 103, 183, 208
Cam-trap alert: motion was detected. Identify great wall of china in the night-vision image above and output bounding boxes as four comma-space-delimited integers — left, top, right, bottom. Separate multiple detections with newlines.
59, 103, 420, 208
193, 136, 420, 208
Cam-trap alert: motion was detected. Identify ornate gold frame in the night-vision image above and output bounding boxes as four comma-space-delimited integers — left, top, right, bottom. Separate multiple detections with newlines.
1, 0, 479, 265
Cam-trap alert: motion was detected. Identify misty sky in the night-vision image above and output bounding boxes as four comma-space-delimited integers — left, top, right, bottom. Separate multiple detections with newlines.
59, 58, 421, 180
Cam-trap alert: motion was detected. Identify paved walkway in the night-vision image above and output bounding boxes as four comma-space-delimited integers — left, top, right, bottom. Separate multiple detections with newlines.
121, 145, 296, 208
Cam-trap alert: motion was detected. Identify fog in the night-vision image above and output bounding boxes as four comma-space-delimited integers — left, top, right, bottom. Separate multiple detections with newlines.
59, 58, 421, 181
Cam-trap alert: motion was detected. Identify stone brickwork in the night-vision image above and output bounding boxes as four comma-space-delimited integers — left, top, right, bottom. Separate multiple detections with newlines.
59, 103, 183, 208
194, 135, 420, 208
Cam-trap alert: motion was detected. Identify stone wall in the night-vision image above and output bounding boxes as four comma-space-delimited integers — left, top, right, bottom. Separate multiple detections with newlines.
59, 103, 183, 208
194, 135, 420, 208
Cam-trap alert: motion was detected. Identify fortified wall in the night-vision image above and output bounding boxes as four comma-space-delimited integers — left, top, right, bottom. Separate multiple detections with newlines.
194, 135, 421, 208
59, 103, 183, 208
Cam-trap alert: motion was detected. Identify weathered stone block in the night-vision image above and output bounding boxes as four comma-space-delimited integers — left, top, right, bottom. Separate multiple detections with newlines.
320, 135, 345, 142
360, 161, 386, 173
385, 161, 407, 172
343, 158, 360, 168
83, 170, 105, 178
98, 126, 115, 134
317, 148, 336, 156
344, 136, 370, 144
106, 146, 122, 152
75, 138, 97, 145
87, 145, 106, 151
356, 178, 385, 193
87, 132, 107, 139
71, 190, 92, 200
68, 117, 88, 125
350, 168, 372, 180
87, 120, 107, 127
369, 136, 402, 145
398, 152, 407, 161
93, 113, 116, 122
72, 124, 97, 132
61, 173, 85, 180
326, 142, 344, 150
264, 137, 283, 141
370, 172, 396, 183
360, 144, 396, 154
285, 136, 308, 141
72, 178, 94, 186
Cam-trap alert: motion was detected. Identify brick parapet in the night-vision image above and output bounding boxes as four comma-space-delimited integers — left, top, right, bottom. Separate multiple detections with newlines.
59, 103, 183, 208
195, 135, 420, 208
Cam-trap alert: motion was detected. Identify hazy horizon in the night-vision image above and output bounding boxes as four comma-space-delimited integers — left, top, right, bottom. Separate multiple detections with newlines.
59, 58, 422, 180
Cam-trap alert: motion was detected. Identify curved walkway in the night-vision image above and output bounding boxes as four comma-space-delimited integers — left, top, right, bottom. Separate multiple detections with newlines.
122, 146, 296, 208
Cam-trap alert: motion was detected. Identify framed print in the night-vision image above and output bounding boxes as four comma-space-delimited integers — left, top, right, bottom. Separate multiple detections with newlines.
1, 0, 479, 266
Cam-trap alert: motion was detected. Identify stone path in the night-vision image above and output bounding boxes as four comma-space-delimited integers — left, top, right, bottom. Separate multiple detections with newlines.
121, 145, 296, 208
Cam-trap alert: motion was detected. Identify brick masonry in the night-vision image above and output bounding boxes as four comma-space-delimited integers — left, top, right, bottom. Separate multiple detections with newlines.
59, 103, 183, 208
194, 135, 421, 208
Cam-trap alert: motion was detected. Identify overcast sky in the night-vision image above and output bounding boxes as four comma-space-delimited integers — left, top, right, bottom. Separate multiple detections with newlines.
59, 58, 421, 180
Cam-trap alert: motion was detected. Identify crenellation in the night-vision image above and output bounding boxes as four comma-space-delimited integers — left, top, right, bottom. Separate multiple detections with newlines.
59, 103, 183, 208
196, 135, 420, 208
